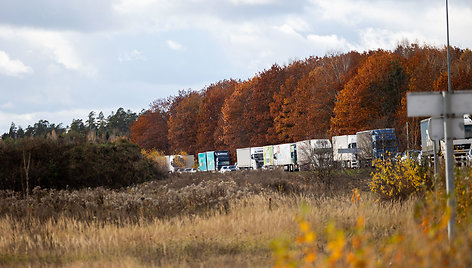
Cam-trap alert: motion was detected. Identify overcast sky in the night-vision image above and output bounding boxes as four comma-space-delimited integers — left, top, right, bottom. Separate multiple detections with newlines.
1, 0, 471, 133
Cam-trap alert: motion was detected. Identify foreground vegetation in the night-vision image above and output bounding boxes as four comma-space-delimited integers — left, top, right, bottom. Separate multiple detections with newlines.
0, 164, 471, 267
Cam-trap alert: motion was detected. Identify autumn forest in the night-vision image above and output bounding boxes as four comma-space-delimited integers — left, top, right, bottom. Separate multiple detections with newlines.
130, 43, 472, 157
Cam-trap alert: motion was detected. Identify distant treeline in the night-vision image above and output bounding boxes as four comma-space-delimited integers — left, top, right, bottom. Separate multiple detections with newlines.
130, 43, 472, 156
2, 107, 138, 142
0, 107, 165, 192
0, 137, 163, 192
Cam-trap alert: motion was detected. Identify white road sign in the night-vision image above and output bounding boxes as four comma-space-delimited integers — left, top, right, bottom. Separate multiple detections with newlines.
427, 117, 465, 140
407, 90, 472, 117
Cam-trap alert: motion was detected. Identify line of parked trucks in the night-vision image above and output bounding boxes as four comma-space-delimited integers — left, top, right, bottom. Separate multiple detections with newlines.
231, 128, 398, 172
193, 128, 399, 172
156, 115, 472, 173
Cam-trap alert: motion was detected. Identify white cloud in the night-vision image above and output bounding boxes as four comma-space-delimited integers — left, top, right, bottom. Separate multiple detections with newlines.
167, 40, 184, 51
229, 0, 276, 5
113, 0, 159, 14
118, 49, 147, 62
357, 28, 432, 52
0, 25, 96, 77
312, 0, 413, 28
307, 34, 352, 51
275, 17, 311, 38
276, 24, 302, 37
308, 0, 472, 52
0, 50, 33, 77
0, 101, 15, 109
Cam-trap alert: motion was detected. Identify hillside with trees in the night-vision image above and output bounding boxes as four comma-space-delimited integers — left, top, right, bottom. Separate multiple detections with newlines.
129, 43, 472, 156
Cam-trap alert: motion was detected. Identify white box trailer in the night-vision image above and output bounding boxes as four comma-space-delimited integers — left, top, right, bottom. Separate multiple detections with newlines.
263, 145, 275, 168
332, 135, 358, 168
273, 143, 298, 171
296, 139, 332, 171
236, 147, 264, 170
295, 140, 311, 170
236, 148, 252, 169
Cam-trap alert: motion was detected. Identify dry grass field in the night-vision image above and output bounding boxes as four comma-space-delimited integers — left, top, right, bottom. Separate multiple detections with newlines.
0, 168, 471, 267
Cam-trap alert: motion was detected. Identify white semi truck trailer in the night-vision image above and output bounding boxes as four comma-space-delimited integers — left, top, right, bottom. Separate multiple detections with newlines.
273, 143, 298, 171
332, 135, 358, 168
236, 147, 264, 170
295, 139, 332, 171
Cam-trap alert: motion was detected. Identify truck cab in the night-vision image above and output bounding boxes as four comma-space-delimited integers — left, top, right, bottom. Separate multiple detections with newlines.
421, 115, 472, 165
332, 135, 358, 168
214, 151, 230, 171
443, 115, 472, 164
250, 147, 264, 169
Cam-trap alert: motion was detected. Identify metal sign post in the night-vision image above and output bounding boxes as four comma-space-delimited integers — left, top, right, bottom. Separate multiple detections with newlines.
442, 92, 456, 240
407, 89, 472, 241
433, 140, 438, 174
444, 0, 454, 241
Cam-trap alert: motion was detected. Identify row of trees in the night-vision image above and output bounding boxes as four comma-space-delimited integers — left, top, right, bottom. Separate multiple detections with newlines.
3, 108, 138, 142
131, 42, 472, 156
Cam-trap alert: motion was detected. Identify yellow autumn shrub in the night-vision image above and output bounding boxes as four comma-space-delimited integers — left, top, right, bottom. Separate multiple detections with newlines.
370, 156, 431, 200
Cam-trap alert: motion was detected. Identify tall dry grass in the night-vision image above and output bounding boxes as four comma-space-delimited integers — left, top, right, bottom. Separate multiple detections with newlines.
0, 178, 416, 268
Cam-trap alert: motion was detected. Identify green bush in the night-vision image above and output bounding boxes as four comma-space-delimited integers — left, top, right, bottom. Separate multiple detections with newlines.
0, 138, 163, 191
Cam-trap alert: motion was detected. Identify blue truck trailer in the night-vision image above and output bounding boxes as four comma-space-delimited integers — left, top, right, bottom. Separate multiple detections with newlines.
198, 150, 230, 171
198, 152, 208, 171
356, 128, 398, 166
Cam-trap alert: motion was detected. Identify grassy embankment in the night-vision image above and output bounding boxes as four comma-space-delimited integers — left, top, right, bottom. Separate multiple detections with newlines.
0, 168, 469, 267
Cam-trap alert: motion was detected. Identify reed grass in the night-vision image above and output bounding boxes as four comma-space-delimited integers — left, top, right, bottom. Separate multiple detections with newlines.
0, 181, 416, 267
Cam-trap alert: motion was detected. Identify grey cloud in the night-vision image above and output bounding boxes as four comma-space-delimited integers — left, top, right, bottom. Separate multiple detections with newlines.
0, 0, 309, 33
0, 0, 121, 31
140, 0, 309, 25
197, 0, 308, 21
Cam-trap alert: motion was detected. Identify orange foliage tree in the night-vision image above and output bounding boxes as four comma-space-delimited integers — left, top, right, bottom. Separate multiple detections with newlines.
221, 79, 256, 154
195, 79, 237, 152
222, 64, 289, 151
330, 50, 407, 136
434, 48, 472, 91
247, 64, 287, 146
395, 44, 447, 149
167, 91, 202, 155
130, 109, 169, 152
288, 52, 363, 141
269, 57, 320, 143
